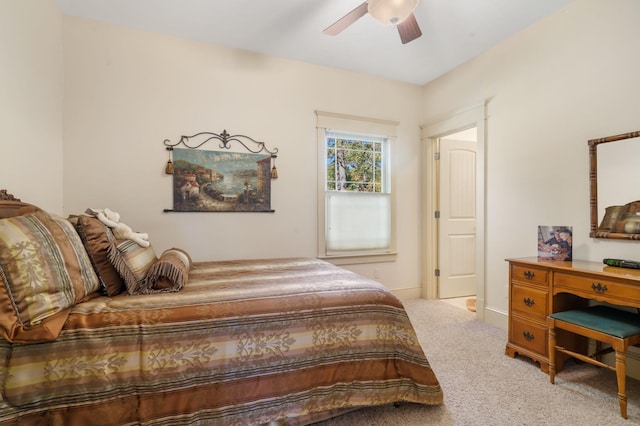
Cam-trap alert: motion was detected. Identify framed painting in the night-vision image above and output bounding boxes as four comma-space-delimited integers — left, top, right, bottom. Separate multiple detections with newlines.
172, 148, 273, 212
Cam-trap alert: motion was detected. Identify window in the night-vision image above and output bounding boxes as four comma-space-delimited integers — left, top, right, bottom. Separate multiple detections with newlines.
316, 111, 397, 262
325, 131, 390, 252
326, 133, 385, 192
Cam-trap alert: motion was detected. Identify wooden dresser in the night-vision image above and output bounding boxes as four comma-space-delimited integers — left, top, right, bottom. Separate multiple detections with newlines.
505, 257, 640, 372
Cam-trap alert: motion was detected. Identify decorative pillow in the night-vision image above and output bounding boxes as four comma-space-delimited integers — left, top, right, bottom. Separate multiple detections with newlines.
75, 215, 126, 296
0, 210, 100, 342
170, 247, 193, 269
47, 212, 101, 299
144, 248, 192, 293
0, 199, 39, 219
107, 237, 157, 295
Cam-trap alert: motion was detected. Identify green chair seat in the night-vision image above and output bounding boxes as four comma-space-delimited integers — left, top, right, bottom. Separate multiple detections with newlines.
549, 305, 640, 338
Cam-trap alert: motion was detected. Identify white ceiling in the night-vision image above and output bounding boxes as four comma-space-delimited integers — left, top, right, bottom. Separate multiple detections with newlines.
52, 0, 575, 85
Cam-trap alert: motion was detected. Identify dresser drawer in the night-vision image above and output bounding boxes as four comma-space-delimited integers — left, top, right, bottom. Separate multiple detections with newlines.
554, 272, 639, 305
510, 317, 547, 357
511, 264, 549, 286
511, 283, 549, 320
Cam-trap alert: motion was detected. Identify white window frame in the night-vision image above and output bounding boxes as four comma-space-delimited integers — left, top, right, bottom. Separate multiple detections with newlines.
316, 111, 398, 264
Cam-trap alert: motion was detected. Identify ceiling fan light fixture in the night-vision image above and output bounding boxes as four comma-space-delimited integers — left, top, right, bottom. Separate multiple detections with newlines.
368, 0, 418, 26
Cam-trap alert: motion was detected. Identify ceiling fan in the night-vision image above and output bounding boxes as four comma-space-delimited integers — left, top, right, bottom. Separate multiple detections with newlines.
323, 0, 422, 44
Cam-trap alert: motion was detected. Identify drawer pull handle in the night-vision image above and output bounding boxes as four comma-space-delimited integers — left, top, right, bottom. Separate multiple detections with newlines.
523, 297, 535, 307
523, 331, 535, 341
591, 283, 608, 293
523, 271, 535, 280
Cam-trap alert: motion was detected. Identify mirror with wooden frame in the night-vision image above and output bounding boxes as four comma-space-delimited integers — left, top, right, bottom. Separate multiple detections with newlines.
589, 130, 640, 239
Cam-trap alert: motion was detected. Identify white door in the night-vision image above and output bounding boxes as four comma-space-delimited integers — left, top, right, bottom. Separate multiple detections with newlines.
438, 137, 477, 298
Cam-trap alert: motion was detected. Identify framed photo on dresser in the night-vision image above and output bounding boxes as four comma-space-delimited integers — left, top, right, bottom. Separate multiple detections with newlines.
538, 225, 572, 261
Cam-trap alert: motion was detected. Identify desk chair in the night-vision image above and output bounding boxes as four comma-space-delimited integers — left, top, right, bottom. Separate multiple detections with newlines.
548, 305, 640, 419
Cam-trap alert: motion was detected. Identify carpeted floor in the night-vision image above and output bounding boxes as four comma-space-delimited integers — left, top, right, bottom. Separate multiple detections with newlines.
316, 299, 640, 425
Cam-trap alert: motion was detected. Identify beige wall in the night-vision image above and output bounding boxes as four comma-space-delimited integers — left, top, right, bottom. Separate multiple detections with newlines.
422, 0, 640, 323
6, 0, 640, 305
61, 16, 424, 294
0, 0, 63, 212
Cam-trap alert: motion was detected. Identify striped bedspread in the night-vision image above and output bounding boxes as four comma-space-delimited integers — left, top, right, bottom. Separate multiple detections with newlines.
0, 258, 442, 425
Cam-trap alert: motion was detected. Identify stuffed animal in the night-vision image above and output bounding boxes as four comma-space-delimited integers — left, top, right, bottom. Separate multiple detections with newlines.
86, 208, 150, 248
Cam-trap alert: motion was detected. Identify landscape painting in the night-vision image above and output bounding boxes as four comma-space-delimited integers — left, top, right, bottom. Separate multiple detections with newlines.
172, 148, 273, 212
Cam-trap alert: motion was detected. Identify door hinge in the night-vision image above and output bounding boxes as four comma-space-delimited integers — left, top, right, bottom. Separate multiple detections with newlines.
434, 210, 440, 219
435, 268, 440, 277
435, 152, 440, 160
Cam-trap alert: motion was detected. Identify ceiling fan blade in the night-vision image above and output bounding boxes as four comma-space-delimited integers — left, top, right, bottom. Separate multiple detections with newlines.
397, 12, 422, 44
323, 2, 369, 36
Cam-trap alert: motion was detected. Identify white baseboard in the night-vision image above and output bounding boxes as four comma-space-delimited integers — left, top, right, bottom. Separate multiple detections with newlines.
626, 350, 640, 381
483, 306, 508, 331
391, 286, 422, 300
591, 342, 640, 381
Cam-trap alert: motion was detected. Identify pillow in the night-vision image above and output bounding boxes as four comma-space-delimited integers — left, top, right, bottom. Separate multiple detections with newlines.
0, 199, 39, 219
144, 248, 192, 293
75, 215, 126, 296
0, 210, 100, 342
107, 237, 157, 295
172, 247, 193, 268
47, 212, 101, 299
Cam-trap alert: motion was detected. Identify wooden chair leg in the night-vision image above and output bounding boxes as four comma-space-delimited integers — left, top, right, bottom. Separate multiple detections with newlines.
615, 350, 628, 419
548, 322, 556, 384
548, 307, 640, 420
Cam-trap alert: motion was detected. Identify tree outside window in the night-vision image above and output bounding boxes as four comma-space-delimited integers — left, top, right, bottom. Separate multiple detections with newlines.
326, 136, 383, 193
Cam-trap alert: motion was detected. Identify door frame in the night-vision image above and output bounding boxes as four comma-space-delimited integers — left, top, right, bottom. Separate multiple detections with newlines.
421, 101, 487, 320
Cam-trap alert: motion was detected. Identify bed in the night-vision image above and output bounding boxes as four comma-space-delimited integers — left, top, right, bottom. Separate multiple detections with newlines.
0, 190, 442, 425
